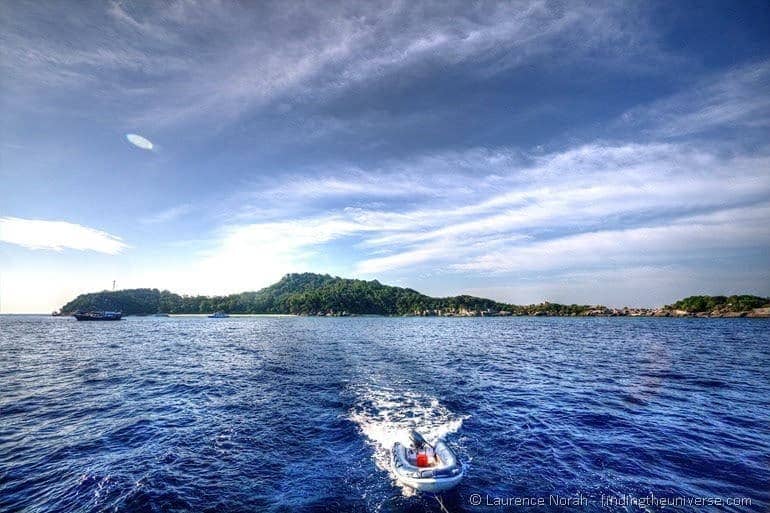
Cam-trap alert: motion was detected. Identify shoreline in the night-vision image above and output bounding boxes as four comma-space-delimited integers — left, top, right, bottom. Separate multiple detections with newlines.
53, 274, 770, 319
8, 311, 767, 318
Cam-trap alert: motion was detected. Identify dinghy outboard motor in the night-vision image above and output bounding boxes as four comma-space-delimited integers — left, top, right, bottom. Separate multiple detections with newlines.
410, 430, 429, 450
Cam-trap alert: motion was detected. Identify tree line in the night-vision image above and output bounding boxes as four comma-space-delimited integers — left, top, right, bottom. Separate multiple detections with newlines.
59, 273, 770, 316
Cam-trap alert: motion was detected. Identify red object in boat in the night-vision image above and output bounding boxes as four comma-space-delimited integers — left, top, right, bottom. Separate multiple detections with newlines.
416, 452, 429, 467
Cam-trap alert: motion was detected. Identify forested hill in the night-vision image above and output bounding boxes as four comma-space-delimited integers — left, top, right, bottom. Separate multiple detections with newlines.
59, 273, 511, 316
666, 295, 770, 314
59, 273, 770, 317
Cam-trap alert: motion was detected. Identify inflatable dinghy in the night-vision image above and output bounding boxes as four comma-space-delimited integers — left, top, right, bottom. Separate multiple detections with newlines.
391, 430, 463, 492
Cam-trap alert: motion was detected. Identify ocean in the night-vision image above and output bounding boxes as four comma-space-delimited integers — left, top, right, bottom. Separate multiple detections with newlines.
1, 315, 768, 512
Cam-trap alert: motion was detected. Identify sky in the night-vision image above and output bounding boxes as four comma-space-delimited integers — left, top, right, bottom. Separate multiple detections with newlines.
1, 0, 769, 313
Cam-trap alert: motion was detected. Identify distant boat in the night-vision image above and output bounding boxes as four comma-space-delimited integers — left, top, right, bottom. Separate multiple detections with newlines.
152, 313, 170, 317
208, 312, 229, 318
73, 311, 122, 321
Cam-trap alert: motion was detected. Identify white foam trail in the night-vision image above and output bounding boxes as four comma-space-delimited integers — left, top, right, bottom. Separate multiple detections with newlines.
348, 385, 467, 495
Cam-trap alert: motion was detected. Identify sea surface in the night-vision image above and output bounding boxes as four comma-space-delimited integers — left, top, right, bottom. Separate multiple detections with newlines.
1, 315, 769, 512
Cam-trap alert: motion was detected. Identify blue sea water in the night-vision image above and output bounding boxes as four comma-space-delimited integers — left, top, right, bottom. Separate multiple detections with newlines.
1, 315, 768, 513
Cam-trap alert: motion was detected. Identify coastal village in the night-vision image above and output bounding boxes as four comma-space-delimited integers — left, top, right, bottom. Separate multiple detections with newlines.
309, 305, 770, 318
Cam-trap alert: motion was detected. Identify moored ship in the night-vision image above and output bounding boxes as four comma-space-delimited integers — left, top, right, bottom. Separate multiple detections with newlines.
73, 311, 123, 321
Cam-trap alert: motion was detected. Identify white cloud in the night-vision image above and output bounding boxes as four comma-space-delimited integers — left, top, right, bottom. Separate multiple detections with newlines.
0, 217, 127, 254
622, 59, 770, 137
188, 216, 368, 293
450, 205, 770, 274
126, 133, 154, 150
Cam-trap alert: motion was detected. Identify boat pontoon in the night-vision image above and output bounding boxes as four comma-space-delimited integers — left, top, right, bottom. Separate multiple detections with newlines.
391, 430, 463, 492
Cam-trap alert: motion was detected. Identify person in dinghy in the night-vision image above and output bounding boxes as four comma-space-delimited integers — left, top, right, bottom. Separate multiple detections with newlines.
391, 430, 463, 492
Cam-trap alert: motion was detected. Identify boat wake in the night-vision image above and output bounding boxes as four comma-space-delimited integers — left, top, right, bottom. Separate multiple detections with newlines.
347, 385, 467, 495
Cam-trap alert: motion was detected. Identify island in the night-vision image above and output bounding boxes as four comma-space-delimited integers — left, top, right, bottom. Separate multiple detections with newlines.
57, 272, 770, 318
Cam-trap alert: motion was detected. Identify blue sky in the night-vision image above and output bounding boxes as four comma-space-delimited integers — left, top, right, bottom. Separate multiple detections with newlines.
1, 0, 769, 312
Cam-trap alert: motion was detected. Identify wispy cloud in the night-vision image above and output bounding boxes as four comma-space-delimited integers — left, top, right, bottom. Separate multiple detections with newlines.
621, 59, 770, 137
450, 204, 770, 274
1, 1, 657, 126
140, 204, 193, 224
199, 139, 770, 281
352, 144, 770, 273
0, 217, 127, 254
